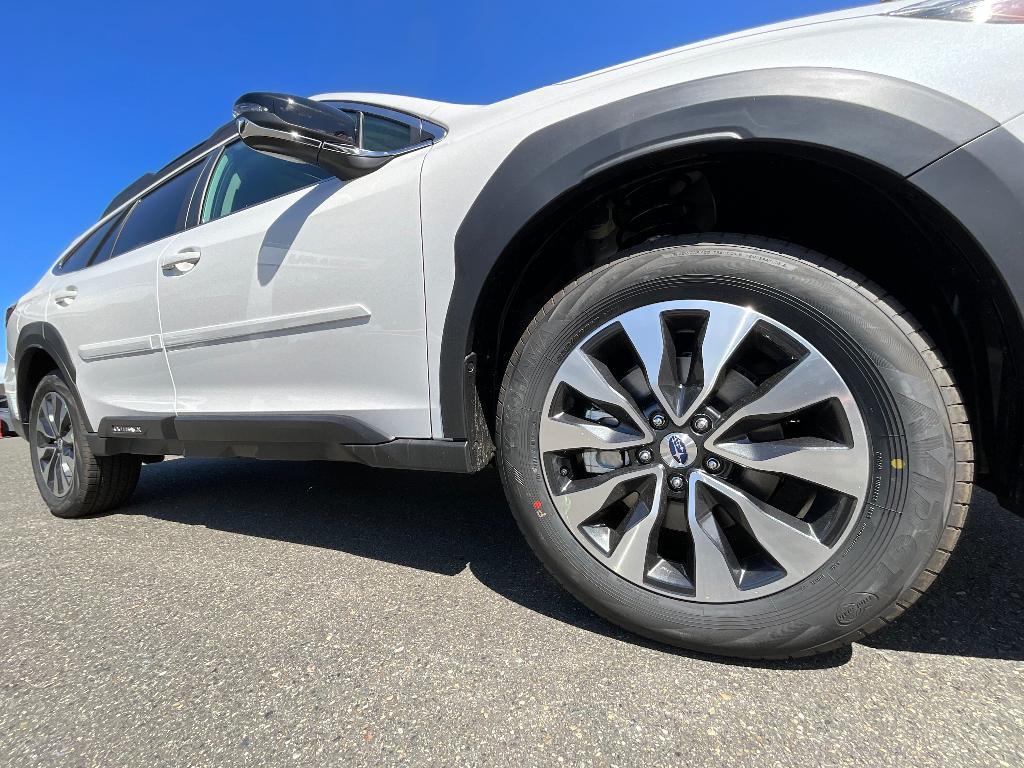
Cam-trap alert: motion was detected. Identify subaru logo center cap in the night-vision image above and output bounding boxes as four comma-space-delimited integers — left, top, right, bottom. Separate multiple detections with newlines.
660, 432, 697, 469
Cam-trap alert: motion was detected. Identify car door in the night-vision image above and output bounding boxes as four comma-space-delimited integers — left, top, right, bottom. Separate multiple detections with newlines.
157, 114, 432, 441
45, 160, 207, 426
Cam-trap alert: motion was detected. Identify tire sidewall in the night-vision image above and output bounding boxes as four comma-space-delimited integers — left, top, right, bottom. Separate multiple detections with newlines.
498, 238, 955, 657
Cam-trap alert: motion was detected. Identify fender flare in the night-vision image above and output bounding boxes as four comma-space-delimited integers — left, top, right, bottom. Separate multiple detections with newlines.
439, 66, 999, 438
15, 321, 91, 432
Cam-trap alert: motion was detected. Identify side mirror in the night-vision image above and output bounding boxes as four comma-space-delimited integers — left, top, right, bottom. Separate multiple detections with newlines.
232, 92, 391, 180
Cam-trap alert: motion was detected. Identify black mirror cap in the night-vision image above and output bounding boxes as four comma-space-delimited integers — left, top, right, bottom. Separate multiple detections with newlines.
234, 92, 395, 181
233, 92, 357, 146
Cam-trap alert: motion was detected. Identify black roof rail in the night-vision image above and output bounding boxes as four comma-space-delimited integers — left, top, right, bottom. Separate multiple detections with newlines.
101, 122, 236, 217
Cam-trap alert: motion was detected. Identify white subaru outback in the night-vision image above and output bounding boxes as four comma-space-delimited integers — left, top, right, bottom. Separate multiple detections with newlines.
6, 0, 1024, 658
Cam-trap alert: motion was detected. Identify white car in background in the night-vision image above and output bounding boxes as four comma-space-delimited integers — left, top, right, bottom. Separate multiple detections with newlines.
5, 0, 1024, 658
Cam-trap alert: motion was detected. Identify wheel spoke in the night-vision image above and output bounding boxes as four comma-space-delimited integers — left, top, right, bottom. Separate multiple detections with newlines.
59, 452, 74, 493
707, 351, 867, 499
541, 415, 648, 453
687, 474, 743, 602
44, 448, 59, 492
712, 437, 867, 499
696, 474, 829, 580
679, 305, 760, 424
52, 396, 66, 439
553, 466, 659, 528
39, 396, 57, 440
617, 309, 681, 422
605, 469, 666, 582
542, 348, 653, 454
39, 445, 55, 475
711, 352, 847, 435
559, 349, 651, 431
54, 456, 66, 495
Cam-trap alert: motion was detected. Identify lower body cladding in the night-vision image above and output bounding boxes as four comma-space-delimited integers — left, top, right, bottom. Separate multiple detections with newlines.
86, 413, 490, 473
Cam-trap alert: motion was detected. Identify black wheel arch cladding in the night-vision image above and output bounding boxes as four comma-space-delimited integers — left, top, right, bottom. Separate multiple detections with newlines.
14, 322, 89, 433
440, 66, 1000, 441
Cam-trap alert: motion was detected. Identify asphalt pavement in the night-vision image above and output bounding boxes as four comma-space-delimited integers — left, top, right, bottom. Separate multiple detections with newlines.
0, 437, 1021, 767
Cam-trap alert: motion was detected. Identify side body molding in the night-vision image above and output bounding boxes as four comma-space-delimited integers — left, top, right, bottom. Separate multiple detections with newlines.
439, 67, 1000, 438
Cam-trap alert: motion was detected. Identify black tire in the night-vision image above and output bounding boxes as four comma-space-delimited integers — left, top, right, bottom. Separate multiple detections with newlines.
496, 235, 972, 659
29, 372, 142, 519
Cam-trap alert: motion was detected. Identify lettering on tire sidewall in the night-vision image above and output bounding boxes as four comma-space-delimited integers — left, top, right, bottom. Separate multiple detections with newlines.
835, 592, 879, 626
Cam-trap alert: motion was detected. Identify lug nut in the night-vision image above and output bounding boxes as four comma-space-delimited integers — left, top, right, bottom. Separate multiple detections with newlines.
704, 456, 723, 474
691, 415, 712, 434
650, 413, 668, 430
668, 474, 685, 491
637, 448, 654, 464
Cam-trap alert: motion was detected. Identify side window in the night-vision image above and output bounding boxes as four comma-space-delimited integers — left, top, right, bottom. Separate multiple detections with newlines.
361, 114, 417, 152
55, 211, 126, 274
107, 160, 206, 259
200, 141, 332, 224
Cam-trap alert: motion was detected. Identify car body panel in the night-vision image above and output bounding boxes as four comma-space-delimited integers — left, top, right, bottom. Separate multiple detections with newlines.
158, 149, 431, 440
46, 234, 178, 421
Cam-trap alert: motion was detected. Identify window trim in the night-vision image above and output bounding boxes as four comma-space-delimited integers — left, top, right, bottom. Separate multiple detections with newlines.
52, 208, 129, 275
92, 205, 132, 267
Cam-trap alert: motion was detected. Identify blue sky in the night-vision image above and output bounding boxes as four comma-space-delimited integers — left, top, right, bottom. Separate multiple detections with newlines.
0, 0, 854, 362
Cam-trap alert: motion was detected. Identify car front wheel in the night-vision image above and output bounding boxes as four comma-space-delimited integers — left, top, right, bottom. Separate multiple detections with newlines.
496, 236, 972, 659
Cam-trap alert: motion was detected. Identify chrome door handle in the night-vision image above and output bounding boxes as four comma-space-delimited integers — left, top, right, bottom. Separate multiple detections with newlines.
161, 248, 202, 274
53, 288, 78, 306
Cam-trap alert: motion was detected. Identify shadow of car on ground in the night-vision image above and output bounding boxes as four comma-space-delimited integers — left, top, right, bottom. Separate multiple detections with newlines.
116, 456, 1023, 667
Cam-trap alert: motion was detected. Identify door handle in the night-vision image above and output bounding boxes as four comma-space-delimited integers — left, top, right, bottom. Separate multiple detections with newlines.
161, 248, 202, 274
53, 288, 78, 307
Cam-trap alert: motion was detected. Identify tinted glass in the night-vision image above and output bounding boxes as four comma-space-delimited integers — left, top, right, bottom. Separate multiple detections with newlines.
200, 141, 332, 224
56, 212, 124, 273
109, 161, 205, 258
361, 114, 416, 151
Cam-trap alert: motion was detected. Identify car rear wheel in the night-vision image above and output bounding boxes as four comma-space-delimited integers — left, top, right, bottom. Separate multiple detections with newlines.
30, 373, 142, 519
496, 236, 972, 658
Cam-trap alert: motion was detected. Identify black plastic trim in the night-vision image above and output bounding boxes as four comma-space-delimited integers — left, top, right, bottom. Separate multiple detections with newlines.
88, 413, 479, 472
103, 123, 237, 218
909, 125, 1024, 512
14, 322, 88, 433
439, 66, 999, 438
96, 412, 386, 444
